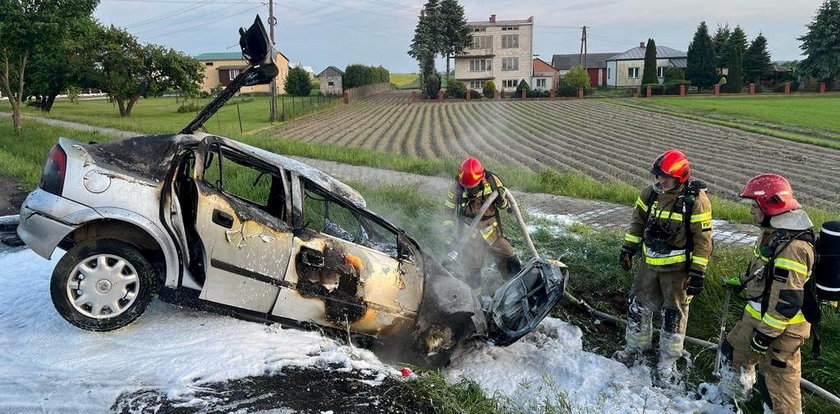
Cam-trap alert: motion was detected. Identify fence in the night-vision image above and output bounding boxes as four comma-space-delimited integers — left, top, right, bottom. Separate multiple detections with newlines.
344, 83, 394, 103
277, 94, 342, 122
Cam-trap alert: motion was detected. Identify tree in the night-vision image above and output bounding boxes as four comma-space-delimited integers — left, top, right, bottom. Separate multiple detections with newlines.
744, 33, 771, 84
686, 22, 716, 92
27, 17, 98, 112
91, 25, 203, 116
0, 0, 99, 132
408, 2, 443, 93
641, 38, 659, 85
482, 80, 496, 98
725, 26, 747, 92
285, 66, 312, 96
712, 24, 731, 73
438, 0, 470, 78
799, 0, 840, 83
514, 79, 531, 97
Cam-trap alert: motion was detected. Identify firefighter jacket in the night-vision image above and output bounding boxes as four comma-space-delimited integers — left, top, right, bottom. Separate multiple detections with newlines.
443, 174, 509, 246
737, 225, 815, 338
622, 183, 713, 274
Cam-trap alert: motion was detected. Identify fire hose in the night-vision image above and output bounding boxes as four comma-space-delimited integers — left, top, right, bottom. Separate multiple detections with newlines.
443, 193, 840, 406
562, 291, 840, 407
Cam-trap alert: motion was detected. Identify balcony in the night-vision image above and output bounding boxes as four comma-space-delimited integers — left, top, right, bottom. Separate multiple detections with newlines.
461, 46, 495, 57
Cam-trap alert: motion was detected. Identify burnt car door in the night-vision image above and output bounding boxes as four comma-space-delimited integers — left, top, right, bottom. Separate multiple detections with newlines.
269, 174, 423, 338
192, 138, 294, 313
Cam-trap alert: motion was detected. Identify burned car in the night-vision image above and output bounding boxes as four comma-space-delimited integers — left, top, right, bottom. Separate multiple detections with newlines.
16, 17, 568, 365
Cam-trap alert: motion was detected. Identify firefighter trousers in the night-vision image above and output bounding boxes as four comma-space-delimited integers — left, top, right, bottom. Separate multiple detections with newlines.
462, 235, 520, 289
719, 311, 808, 414
624, 261, 691, 365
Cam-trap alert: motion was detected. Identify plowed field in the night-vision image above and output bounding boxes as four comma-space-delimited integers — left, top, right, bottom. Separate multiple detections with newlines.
275, 91, 840, 209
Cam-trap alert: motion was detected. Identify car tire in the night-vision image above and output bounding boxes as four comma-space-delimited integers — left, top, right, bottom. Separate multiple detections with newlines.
50, 238, 157, 331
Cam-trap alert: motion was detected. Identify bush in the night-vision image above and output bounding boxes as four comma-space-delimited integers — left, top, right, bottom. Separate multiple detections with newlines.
555, 83, 579, 97
514, 79, 531, 98
663, 80, 690, 95
445, 80, 466, 99
425, 74, 440, 99
641, 83, 666, 96
343, 64, 390, 89
176, 102, 203, 113
483, 80, 496, 98
564, 66, 591, 89
285, 67, 313, 96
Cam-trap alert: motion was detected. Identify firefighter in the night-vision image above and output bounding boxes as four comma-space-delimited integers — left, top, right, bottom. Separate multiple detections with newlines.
443, 157, 521, 289
716, 174, 815, 414
613, 150, 714, 384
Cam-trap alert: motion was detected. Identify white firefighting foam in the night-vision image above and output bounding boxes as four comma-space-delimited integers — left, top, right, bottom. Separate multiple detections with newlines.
0, 247, 733, 413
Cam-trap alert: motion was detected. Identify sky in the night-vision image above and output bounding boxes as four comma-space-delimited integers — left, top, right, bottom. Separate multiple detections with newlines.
93, 0, 825, 73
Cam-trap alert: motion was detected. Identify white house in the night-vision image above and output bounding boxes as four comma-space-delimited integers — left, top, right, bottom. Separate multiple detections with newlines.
605, 43, 687, 87
454, 15, 534, 92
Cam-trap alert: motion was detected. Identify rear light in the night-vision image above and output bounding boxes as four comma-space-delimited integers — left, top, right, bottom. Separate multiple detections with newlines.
40, 145, 66, 196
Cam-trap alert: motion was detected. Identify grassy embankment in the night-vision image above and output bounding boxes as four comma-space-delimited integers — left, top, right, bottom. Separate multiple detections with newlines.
6, 99, 840, 226
390, 73, 420, 90
1, 119, 838, 413
616, 95, 840, 151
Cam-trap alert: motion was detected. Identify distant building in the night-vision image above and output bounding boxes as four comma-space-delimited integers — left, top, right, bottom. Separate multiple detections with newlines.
551, 52, 617, 87
605, 43, 686, 87
317, 66, 344, 96
532, 58, 558, 91
196, 52, 290, 94
454, 15, 534, 92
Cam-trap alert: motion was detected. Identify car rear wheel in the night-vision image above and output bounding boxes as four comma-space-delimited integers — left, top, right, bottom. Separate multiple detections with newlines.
51, 239, 156, 331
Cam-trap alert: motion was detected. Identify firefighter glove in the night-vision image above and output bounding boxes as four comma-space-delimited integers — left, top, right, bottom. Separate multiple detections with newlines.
685, 271, 705, 296
750, 329, 777, 356
619, 247, 634, 271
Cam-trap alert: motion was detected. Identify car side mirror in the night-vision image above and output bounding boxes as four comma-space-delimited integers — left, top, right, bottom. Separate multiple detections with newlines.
239, 16, 273, 67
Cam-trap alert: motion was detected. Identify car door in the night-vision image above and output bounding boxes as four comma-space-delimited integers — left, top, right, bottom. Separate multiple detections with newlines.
193, 139, 293, 313
270, 174, 423, 337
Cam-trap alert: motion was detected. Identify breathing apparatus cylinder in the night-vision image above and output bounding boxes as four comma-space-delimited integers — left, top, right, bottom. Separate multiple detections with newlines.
816, 221, 840, 301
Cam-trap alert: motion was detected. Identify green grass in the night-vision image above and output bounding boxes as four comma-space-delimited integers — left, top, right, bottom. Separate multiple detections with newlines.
616, 95, 840, 151
648, 95, 840, 133
390, 73, 420, 89
2, 117, 839, 412
3, 94, 340, 137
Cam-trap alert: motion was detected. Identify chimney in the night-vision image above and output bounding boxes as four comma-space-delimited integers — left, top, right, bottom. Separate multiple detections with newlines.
490, 14, 496, 23
640, 41, 645, 48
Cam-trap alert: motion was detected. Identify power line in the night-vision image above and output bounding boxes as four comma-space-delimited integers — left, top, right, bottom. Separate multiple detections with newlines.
102, 0, 260, 4
132, 0, 252, 35
142, 3, 265, 39
123, 2, 208, 28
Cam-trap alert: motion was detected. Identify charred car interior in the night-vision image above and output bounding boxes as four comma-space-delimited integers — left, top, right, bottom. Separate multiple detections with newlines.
16, 16, 570, 367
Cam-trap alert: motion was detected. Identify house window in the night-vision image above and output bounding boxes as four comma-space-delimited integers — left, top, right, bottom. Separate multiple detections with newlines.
502, 79, 518, 88
628, 67, 639, 78
501, 34, 519, 49
502, 57, 519, 71
469, 81, 484, 90
205, 62, 214, 66
657, 66, 665, 78
470, 36, 492, 50
469, 59, 492, 72
501, 26, 519, 31
229, 69, 240, 81
328, 81, 334, 86
472, 27, 486, 32
608, 67, 611, 79
536, 78, 546, 88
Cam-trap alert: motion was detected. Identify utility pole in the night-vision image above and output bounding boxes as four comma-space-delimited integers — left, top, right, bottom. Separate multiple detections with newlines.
579, 26, 588, 68
268, 0, 277, 122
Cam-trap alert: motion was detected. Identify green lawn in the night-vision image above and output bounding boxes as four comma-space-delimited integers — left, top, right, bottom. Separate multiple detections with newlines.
647, 95, 840, 133
3, 94, 340, 137
390, 73, 420, 89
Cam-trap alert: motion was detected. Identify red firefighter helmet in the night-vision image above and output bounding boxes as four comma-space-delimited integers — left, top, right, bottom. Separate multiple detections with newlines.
739, 174, 800, 216
458, 157, 485, 188
651, 150, 690, 183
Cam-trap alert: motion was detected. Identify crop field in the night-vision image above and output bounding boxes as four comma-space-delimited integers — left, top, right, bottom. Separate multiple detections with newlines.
275, 91, 840, 210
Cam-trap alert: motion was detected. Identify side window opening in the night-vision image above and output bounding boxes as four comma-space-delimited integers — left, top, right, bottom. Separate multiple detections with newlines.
302, 183, 397, 257
203, 144, 286, 221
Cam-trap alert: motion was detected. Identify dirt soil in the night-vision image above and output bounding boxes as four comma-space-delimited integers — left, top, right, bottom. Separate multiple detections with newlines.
111, 366, 433, 414
0, 174, 26, 216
